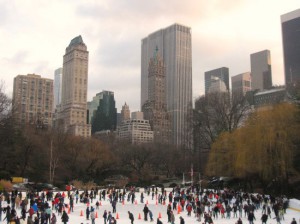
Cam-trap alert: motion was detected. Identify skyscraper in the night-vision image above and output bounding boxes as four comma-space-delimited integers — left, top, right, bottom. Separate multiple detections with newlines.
231, 72, 252, 96
204, 67, 229, 94
250, 50, 272, 91
281, 8, 300, 85
13, 74, 53, 127
142, 47, 171, 144
56, 35, 91, 137
89, 91, 117, 134
141, 23, 192, 147
53, 67, 62, 111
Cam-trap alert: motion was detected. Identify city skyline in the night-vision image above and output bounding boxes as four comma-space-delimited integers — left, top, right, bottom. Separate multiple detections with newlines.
0, 1, 299, 112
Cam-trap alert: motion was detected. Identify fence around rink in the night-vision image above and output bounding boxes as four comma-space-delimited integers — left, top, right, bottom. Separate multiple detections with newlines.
289, 199, 300, 212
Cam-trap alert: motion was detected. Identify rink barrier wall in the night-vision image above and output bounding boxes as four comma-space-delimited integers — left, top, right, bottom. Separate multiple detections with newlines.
289, 199, 300, 212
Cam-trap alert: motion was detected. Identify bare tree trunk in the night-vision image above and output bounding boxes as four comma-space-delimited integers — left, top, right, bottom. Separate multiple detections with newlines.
49, 139, 52, 183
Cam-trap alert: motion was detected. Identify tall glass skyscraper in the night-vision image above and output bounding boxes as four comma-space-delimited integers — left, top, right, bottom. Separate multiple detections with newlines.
250, 50, 272, 91
281, 8, 300, 85
141, 24, 193, 147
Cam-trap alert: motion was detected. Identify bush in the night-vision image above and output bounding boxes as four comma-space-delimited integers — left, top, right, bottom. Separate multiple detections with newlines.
0, 180, 12, 191
70, 180, 98, 190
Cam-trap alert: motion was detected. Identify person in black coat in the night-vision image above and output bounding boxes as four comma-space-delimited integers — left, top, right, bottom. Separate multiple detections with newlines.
157, 218, 163, 224
179, 216, 185, 224
128, 211, 134, 224
86, 206, 90, 220
61, 211, 69, 224
143, 205, 149, 221
248, 211, 256, 224
261, 213, 268, 224
291, 218, 297, 224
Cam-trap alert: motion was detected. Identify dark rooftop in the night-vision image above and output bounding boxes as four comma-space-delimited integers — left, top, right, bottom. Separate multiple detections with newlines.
68, 35, 84, 47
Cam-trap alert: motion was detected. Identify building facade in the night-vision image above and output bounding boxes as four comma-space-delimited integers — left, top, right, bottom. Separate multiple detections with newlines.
250, 50, 272, 91
53, 67, 62, 111
117, 118, 154, 144
131, 111, 144, 120
142, 48, 171, 144
281, 8, 300, 85
56, 35, 91, 137
120, 102, 130, 123
88, 91, 115, 124
246, 87, 286, 108
141, 23, 193, 147
207, 77, 228, 93
13, 74, 53, 127
231, 72, 252, 96
204, 67, 229, 94
89, 91, 117, 134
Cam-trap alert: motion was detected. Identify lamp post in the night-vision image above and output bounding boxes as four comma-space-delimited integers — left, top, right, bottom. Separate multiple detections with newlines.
199, 172, 202, 192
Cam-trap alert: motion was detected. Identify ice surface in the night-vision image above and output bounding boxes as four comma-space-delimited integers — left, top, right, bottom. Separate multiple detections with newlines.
1, 188, 299, 224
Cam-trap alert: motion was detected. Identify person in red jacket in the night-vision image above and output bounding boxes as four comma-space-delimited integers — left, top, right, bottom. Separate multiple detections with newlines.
220, 205, 225, 218
180, 199, 185, 211
28, 207, 35, 218
186, 203, 192, 216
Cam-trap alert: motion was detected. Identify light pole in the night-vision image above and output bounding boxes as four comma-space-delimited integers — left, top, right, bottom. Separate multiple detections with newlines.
199, 173, 202, 192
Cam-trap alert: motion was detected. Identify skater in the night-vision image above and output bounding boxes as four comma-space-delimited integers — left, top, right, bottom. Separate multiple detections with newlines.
141, 192, 144, 203
27, 216, 34, 224
167, 204, 172, 222
157, 218, 163, 224
248, 211, 256, 224
179, 216, 185, 224
128, 211, 134, 224
51, 213, 57, 224
112, 199, 117, 213
237, 217, 243, 224
170, 211, 175, 224
103, 210, 108, 224
61, 210, 69, 224
91, 207, 96, 224
261, 213, 268, 224
143, 204, 149, 221
86, 206, 90, 220
291, 218, 297, 224
149, 210, 154, 221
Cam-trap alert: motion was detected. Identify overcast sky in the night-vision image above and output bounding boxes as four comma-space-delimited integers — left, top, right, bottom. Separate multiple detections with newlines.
0, 0, 299, 112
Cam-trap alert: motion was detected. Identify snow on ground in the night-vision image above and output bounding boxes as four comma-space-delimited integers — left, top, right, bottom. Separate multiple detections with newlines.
2, 188, 299, 224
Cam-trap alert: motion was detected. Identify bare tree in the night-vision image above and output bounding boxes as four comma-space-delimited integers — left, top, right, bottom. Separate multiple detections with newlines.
194, 91, 251, 151
0, 82, 11, 119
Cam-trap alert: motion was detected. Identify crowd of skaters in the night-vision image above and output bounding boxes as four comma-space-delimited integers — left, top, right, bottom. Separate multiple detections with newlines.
155, 185, 298, 224
0, 185, 299, 224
